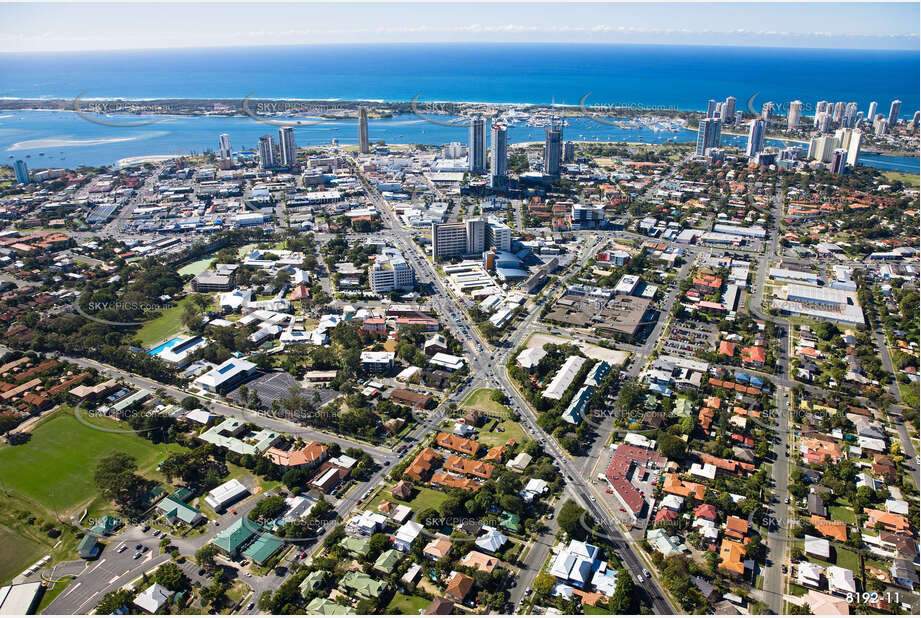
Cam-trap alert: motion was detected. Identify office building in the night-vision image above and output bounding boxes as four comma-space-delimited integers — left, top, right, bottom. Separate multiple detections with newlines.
787, 100, 802, 130
490, 123, 508, 189
866, 101, 877, 124
830, 148, 847, 175
746, 119, 765, 157
696, 117, 722, 155
13, 159, 29, 184
761, 102, 772, 122
706, 99, 717, 117
571, 204, 605, 229
278, 127, 297, 168
258, 134, 276, 169
358, 107, 370, 154
431, 217, 511, 258
468, 116, 487, 173
543, 118, 562, 177
219, 133, 232, 160
432, 222, 469, 259
888, 100, 902, 126
370, 247, 416, 293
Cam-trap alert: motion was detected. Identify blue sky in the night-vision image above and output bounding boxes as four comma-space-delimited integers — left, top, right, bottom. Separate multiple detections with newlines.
1, 2, 918, 52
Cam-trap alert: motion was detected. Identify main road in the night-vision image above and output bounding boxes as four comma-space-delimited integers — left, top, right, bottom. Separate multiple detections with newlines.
354, 164, 676, 614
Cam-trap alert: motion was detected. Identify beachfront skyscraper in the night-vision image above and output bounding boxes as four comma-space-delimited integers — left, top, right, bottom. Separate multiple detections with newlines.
761, 102, 772, 122
543, 118, 562, 177
278, 127, 297, 167
468, 116, 487, 173
696, 117, 721, 155
219, 133, 232, 160
832, 101, 844, 123
706, 99, 717, 118
258, 134, 276, 169
888, 100, 902, 126
13, 159, 29, 184
831, 148, 848, 175
746, 119, 765, 158
721, 96, 736, 123
843, 102, 858, 128
866, 101, 878, 124
490, 123, 508, 189
787, 101, 802, 130
358, 107, 370, 154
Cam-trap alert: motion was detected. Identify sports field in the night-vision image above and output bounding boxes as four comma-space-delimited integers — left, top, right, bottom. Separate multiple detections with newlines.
0, 407, 182, 512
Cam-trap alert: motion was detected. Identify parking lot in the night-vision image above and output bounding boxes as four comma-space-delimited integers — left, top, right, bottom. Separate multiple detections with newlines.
230, 371, 338, 411
660, 320, 718, 357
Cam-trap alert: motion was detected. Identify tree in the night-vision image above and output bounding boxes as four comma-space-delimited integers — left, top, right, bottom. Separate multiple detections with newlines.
249, 495, 287, 524
195, 544, 220, 573
180, 396, 201, 410
532, 572, 556, 597
94, 452, 149, 514
95, 589, 134, 614
152, 561, 188, 591
609, 569, 635, 613
557, 499, 590, 540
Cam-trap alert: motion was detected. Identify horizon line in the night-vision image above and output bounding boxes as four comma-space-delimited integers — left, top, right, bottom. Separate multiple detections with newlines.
1, 39, 919, 55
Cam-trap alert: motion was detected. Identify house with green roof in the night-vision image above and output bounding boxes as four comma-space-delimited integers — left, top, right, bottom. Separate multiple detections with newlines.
78, 533, 100, 560
210, 517, 255, 558
373, 549, 403, 575
242, 532, 284, 566
340, 572, 387, 600
298, 570, 329, 597
305, 598, 355, 615
339, 535, 371, 558
500, 511, 521, 532
156, 490, 205, 526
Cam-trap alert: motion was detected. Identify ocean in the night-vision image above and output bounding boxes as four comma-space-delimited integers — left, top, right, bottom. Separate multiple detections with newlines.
0, 43, 917, 171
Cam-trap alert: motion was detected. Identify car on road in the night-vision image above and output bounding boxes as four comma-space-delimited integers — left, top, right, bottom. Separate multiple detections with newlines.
784, 497, 790, 504
781, 565, 788, 574
636, 574, 644, 583
643, 569, 650, 578
247, 602, 255, 611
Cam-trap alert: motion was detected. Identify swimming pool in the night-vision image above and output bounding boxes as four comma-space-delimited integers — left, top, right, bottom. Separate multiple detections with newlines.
147, 337, 184, 356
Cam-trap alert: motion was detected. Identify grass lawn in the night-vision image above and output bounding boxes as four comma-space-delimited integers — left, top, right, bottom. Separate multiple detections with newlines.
477, 417, 528, 448
135, 296, 196, 348
0, 407, 184, 512
36, 576, 75, 613
460, 388, 512, 417
0, 524, 47, 585
367, 485, 449, 517
584, 604, 611, 615
833, 547, 860, 572
828, 505, 857, 525
882, 170, 920, 187
386, 593, 430, 614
